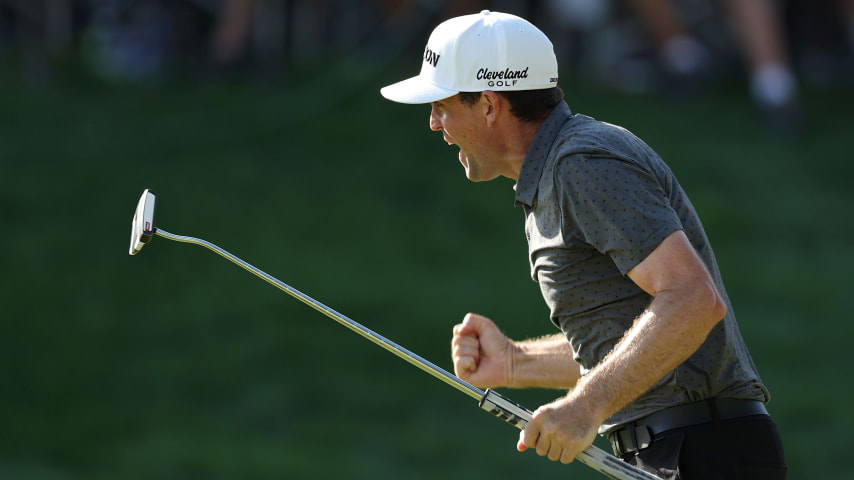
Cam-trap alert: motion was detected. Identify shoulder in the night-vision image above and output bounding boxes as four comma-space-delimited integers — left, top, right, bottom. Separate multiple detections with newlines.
548, 115, 670, 185
555, 115, 651, 158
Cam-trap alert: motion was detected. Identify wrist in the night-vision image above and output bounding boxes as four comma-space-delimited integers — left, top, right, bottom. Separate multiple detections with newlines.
500, 339, 519, 388
508, 340, 546, 389
508, 335, 581, 389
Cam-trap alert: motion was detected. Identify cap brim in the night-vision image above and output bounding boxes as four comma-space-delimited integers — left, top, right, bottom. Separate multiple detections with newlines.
380, 76, 458, 104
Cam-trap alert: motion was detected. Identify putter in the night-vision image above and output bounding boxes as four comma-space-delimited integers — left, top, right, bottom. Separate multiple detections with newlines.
128, 188, 660, 480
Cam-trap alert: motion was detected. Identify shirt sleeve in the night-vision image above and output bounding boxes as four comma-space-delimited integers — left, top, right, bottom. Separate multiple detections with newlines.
554, 153, 684, 275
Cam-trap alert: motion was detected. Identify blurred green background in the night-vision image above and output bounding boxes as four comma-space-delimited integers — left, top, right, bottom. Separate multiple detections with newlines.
1, 1, 853, 479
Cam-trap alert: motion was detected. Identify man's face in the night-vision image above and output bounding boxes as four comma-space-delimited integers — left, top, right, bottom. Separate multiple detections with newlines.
429, 94, 499, 182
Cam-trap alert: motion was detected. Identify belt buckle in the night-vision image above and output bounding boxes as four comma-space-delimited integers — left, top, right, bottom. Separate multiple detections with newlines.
611, 424, 653, 457
609, 433, 625, 457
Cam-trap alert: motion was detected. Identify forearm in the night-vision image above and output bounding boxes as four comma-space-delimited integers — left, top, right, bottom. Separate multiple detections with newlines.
509, 333, 581, 389
570, 284, 725, 423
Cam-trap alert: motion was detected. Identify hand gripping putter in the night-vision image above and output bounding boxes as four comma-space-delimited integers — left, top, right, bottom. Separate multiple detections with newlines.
129, 189, 661, 480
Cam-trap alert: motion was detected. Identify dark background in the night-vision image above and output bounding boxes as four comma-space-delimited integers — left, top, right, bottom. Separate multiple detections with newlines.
1, 1, 852, 479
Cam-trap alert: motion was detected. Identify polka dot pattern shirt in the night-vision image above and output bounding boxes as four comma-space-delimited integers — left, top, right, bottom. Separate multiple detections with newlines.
514, 102, 769, 433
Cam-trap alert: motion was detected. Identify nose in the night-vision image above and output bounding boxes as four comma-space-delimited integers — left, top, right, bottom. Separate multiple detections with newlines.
429, 104, 442, 132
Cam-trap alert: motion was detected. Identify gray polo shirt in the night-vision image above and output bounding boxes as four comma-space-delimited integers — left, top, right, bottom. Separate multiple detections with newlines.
515, 101, 769, 434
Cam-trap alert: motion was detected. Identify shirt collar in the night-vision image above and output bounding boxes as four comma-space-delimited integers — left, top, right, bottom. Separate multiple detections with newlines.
514, 101, 573, 207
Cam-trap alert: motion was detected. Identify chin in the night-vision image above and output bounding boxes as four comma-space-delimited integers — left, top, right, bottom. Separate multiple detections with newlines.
464, 171, 491, 183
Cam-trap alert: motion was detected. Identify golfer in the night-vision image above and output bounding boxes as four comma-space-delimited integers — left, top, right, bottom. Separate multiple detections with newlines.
381, 10, 786, 479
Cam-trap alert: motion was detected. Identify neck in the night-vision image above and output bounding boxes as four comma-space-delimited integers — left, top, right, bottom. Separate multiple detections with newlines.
504, 118, 545, 180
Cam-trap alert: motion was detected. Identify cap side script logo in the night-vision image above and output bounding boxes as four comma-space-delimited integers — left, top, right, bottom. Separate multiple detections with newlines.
424, 47, 440, 67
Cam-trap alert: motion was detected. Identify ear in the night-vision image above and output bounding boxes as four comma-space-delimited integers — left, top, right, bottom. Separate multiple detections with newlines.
480, 90, 503, 127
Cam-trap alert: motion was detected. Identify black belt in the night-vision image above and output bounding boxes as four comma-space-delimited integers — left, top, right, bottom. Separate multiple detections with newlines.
608, 398, 769, 457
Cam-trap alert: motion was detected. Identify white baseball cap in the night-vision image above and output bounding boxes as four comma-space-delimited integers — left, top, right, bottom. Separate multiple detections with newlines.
380, 10, 559, 104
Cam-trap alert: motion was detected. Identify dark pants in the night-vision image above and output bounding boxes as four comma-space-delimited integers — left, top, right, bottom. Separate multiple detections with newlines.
620, 415, 787, 479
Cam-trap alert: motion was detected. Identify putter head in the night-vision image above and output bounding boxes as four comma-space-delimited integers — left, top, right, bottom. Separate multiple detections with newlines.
129, 189, 157, 255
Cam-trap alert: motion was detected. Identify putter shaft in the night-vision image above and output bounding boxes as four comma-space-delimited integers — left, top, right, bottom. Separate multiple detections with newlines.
154, 228, 484, 401
152, 227, 661, 480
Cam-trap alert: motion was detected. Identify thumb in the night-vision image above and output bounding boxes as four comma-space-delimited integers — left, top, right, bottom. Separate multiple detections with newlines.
517, 430, 528, 452
459, 312, 494, 335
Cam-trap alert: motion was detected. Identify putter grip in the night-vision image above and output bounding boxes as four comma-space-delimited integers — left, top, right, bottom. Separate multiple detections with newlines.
478, 389, 662, 480
478, 388, 533, 428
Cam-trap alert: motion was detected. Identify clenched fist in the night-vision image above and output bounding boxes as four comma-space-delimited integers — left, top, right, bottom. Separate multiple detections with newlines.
451, 313, 516, 388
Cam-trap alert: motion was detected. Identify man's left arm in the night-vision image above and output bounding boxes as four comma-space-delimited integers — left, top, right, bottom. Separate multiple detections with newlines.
517, 229, 727, 464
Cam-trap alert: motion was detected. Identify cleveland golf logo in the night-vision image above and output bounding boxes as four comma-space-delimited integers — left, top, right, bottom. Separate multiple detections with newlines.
477, 67, 529, 87
424, 47, 440, 67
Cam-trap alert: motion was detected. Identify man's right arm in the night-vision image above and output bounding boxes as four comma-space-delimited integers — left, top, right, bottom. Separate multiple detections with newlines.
513, 333, 582, 389
451, 313, 581, 390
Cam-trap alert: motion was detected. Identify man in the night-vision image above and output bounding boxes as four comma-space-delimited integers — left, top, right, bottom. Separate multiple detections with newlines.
380, 10, 786, 479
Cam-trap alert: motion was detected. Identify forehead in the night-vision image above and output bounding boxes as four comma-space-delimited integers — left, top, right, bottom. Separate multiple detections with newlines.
433, 94, 482, 114
433, 93, 462, 106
